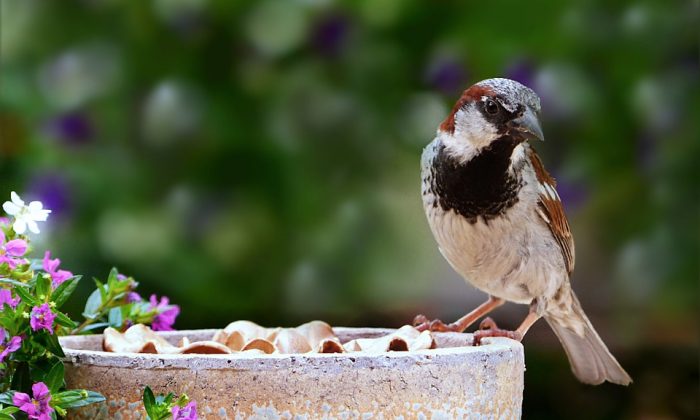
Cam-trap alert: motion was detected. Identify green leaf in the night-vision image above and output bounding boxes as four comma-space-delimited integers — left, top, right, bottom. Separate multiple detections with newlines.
0, 392, 15, 405
95, 279, 108, 303
44, 360, 65, 393
0, 278, 30, 288
76, 322, 110, 333
14, 286, 39, 306
10, 362, 31, 393
50, 276, 82, 308
0, 406, 18, 415
43, 333, 65, 358
54, 311, 77, 329
52, 406, 67, 417
54, 390, 105, 409
0, 412, 15, 420
36, 273, 51, 300
106, 267, 120, 290
143, 386, 156, 417
82, 289, 103, 319
107, 307, 122, 328
0, 313, 15, 330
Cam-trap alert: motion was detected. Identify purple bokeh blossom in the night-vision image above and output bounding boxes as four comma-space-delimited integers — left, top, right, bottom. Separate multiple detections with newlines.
0, 328, 22, 363
27, 174, 72, 218
426, 55, 469, 95
43, 251, 73, 288
45, 111, 94, 146
504, 58, 536, 88
550, 172, 590, 212
311, 13, 350, 58
172, 401, 198, 420
30, 304, 56, 334
149, 295, 180, 331
0, 289, 20, 309
13, 382, 53, 420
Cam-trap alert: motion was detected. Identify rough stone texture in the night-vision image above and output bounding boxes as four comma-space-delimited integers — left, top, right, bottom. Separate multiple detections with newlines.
60, 328, 524, 419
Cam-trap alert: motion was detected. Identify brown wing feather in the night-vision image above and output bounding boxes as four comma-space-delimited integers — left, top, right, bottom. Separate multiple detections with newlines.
528, 147, 575, 275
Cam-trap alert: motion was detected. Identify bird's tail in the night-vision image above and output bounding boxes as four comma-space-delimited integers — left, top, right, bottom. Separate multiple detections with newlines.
545, 292, 632, 386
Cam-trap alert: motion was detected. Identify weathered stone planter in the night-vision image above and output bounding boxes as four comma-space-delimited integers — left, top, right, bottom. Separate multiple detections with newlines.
60, 328, 524, 419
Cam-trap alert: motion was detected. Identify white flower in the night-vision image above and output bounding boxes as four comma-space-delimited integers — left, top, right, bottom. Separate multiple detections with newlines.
2, 191, 51, 234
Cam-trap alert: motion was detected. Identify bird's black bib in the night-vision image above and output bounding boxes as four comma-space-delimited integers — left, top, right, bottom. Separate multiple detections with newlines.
430, 137, 523, 223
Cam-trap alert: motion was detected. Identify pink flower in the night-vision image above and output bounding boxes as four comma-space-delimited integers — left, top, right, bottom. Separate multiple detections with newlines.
4, 239, 27, 256
149, 295, 180, 331
42, 251, 73, 288
172, 401, 197, 420
13, 382, 53, 420
30, 304, 56, 334
0, 328, 22, 363
0, 289, 19, 309
0, 231, 28, 270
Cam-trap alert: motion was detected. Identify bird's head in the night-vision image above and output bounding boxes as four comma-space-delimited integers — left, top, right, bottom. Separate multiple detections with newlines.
438, 78, 544, 161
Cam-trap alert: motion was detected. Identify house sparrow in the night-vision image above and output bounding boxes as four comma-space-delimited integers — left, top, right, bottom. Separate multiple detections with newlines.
415, 78, 631, 385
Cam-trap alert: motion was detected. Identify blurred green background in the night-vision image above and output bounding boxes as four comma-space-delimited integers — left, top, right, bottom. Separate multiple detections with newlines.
1, 0, 698, 418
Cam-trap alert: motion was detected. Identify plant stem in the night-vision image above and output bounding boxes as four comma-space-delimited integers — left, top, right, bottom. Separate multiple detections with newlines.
70, 295, 117, 335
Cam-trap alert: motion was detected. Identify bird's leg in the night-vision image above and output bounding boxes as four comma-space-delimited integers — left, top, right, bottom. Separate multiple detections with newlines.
473, 307, 541, 345
413, 296, 504, 332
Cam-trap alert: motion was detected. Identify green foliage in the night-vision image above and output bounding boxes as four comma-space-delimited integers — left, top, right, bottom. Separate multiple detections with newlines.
143, 386, 190, 420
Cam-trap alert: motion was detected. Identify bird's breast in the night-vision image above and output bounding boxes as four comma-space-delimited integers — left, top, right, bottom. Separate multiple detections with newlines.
421, 142, 565, 303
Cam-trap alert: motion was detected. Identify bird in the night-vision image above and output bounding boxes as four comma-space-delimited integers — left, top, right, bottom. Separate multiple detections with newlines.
415, 78, 632, 386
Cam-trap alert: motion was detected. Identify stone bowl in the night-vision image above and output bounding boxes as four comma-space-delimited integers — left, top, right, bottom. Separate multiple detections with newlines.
60, 328, 524, 419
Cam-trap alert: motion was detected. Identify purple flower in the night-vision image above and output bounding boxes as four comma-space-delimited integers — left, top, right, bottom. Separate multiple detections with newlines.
45, 111, 94, 146
27, 173, 72, 219
426, 55, 469, 95
149, 295, 180, 331
42, 251, 73, 287
126, 292, 142, 303
172, 401, 197, 420
4, 239, 27, 256
504, 58, 536, 88
30, 304, 56, 334
0, 328, 22, 363
0, 289, 19, 309
310, 13, 350, 58
13, 382, 53, 420
0, 231, 28, 270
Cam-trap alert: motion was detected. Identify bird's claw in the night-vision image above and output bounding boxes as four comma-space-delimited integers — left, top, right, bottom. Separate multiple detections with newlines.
473, 318, 523, 345
478, 317, 500, 331
412, 315, 455, 332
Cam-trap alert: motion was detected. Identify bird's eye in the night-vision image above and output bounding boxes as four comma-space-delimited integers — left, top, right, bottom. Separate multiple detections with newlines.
484, 99, 499, 115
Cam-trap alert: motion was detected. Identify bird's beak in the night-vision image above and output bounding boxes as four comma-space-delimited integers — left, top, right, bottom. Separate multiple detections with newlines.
511, 108, 544, 141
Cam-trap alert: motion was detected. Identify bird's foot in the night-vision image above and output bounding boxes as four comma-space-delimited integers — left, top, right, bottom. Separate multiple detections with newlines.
473, 317, 523, 345
412, 314, 462, 332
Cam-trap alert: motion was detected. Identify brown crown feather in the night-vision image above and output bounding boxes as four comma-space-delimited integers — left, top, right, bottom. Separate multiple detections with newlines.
439, 85, 495, 134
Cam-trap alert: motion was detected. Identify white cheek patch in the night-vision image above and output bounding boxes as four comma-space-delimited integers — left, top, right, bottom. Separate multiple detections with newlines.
440, 105, 498, 163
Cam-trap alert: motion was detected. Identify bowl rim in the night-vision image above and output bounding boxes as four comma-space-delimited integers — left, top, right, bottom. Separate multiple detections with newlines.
59, 327, 522, 369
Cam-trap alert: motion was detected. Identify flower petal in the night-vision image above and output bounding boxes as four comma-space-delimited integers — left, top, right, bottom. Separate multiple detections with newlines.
10, 191, 24, 207
5, 239, 28, 256
32, 209, 51, 222
32, 382, 51, 401
13, 219, 27, 235
28, 201, 43, 211
12, 391, 32, 407
27, 220, 40, 234
2, 201, 19, 215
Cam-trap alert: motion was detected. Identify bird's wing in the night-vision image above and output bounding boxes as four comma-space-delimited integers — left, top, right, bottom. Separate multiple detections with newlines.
528, 147, 575, 275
